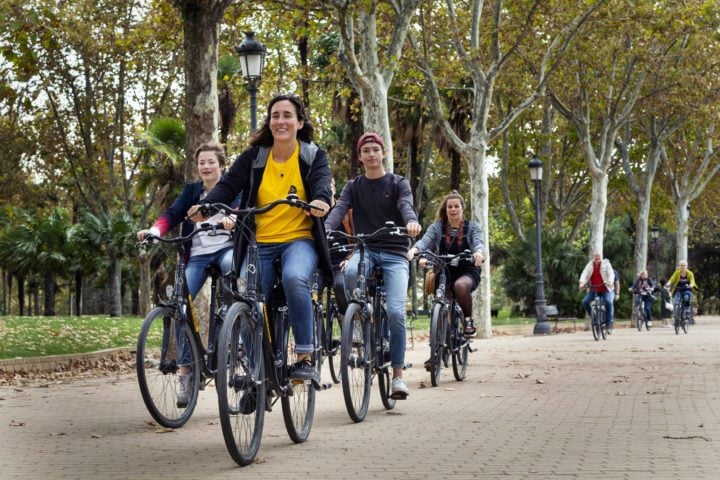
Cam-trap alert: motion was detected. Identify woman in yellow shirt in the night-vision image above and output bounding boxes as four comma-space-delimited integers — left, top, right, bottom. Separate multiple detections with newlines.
199, 94, 332, 381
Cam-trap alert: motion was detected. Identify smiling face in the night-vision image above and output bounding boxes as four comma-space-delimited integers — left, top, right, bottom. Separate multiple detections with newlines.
445, 198, 464, 223
269, 99, 303, 144
592, 250, 602, 265
197, 150, 222, 187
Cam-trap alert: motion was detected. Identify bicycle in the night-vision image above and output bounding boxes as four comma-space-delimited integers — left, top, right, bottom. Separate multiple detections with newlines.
135, 223, 231, 428
584, 284, 610, 341
202, 192, 331, 466
418, 250, 476, 387
672, 289, 694, 335
327, 222, 409, 423
630, 290, 652, 331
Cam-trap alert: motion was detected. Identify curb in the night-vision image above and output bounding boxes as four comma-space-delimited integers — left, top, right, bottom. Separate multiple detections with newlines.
0, 347, 133, 375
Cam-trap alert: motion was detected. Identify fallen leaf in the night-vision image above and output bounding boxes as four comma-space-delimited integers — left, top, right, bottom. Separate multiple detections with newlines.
90, 433, 102, 438
49, 432, 66, 436
154, 426, 174, 433
536, 379, 545, 384
9, 420, 25, 427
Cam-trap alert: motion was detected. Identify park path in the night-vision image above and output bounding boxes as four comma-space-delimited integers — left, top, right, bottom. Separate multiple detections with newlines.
2, 318, 720, 479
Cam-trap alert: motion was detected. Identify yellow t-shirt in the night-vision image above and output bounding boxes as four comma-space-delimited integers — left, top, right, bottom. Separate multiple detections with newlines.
255, 143, 313, 243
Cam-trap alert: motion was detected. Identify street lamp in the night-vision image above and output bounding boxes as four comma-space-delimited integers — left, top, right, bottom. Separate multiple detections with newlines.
235, 31, 266, 132
651, 225, 660, 279
529, 155, 550, 334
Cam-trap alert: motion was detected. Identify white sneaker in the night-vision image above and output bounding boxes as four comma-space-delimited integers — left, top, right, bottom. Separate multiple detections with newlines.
352, 321, 363, 344
647, 320, 652, 328
390, 377, 409, 400
177, 373, 192, 408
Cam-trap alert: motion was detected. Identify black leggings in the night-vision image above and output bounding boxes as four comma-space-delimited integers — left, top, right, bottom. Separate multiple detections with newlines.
446, 274, 478, 318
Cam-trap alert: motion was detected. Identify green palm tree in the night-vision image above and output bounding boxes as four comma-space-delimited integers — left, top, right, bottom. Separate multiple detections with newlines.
0, 208, 71, 316
135, 117, 186, 315
80, 209, 136, 317
218, 53, 241, 144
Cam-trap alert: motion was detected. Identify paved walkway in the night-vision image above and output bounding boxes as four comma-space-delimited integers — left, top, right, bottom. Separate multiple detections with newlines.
2, 318, 720, 479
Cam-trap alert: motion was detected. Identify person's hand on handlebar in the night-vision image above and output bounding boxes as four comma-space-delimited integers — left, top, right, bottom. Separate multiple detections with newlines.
472, 251, 484, 267
406, 246, 419, 261
305, 199, 329, 217
187, 204, 206, 222
406, 221, 422, 237
137, 227, 160, 242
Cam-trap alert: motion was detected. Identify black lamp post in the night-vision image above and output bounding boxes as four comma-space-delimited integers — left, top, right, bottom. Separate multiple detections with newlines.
529, 156, 550, 334
651, 225, 660, 280
235, 31, 266, 132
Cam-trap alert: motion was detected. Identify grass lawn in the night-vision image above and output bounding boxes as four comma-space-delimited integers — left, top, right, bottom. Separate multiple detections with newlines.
0, 309, 539, 360
0, 315, 144, 359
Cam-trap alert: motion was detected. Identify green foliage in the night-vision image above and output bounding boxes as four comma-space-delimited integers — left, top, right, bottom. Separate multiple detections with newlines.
503, 233, 586, 317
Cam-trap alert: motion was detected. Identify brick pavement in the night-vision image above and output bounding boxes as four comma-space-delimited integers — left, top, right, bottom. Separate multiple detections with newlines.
2, 317, 720, 479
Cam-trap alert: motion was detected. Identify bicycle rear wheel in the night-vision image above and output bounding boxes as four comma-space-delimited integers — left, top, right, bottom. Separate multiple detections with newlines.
340, 303, 371, 422
429, 303, 446, 387
326, 302, 343, 384
216, 302, 266, 466
376, 305, 396, 410
136, 306, 201, 429
281, 308, 317, 443
451, 306, 469, 382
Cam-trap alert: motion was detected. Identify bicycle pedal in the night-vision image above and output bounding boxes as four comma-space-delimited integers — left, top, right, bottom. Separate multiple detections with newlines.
467, 344, 476, 353
402, 362, 413, 370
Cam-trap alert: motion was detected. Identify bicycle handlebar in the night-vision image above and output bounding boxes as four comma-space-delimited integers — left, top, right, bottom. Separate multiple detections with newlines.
138, 222, 228, 247
326, 222, 408, 243
418, 249, 475, 267
199, 191, 324, 219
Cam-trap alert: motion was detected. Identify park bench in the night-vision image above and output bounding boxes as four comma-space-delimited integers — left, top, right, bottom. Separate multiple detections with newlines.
545, 304, 578, 331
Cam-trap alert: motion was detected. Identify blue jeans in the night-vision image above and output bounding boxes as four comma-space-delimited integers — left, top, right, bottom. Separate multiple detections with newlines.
582, 291, 615, 325
637, 294, 653, 322
178, 247, 233, 365
344, 249, 409, 370
256, 240, 318, 355
673, 290, 692, 311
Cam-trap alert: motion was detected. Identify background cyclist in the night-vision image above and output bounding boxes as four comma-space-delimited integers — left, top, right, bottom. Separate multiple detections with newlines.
578, 250, 616, 329
631, 269, 655, 328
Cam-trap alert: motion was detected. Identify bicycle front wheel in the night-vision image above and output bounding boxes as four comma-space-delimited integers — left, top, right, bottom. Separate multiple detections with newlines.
136, 306, 201, 428
340, 303, 371, 422
281, 308, 317, 443
674, 307, 681, 335
635, 305, 643, 331
451, 306, 469, 382
429, 303, 446, 387
216, 302, 266, 467
682, 309, 690, 334
376, 305, 396, 411
326, 302, 342, 384
591, 309, 601, 341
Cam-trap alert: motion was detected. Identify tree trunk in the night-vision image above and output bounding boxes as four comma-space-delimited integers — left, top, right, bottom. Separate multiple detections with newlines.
467, 145, 491, 339
74, 271, 83, 316
675, 197, 690, 264
109, 257, 122, 317
43, 272, 56, 316
17, 274, 24, 316
177, 1, 223, 179
138, 248, 152, 317
358, 77, 393, 171
588, 171, 608, 255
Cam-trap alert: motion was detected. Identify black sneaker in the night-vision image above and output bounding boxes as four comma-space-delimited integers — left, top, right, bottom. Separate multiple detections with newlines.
289, 359, 317, 381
